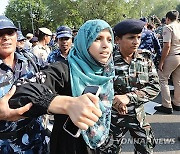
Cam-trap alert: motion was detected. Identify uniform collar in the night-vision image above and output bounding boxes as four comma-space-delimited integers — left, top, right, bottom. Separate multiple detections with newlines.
37, 44, 49, 50
54, 49, 68, 59
14, 49, 27, 62
0, 49, 26, 67
117, 49, 146, 62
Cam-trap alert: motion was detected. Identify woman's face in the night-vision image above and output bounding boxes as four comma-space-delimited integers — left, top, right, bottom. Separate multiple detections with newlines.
89, 29, 112, 64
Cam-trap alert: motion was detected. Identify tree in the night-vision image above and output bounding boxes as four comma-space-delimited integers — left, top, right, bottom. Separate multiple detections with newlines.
5, 0, 53, 35
149, 0, 179, 20
5, 0, 180, 33
43, 0, 129, 28
43, 0, 82, 29
77, 0, 127, 26
176, 4, 180, 13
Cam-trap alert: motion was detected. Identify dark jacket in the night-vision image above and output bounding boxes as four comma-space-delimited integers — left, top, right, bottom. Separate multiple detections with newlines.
10, 61, 100, 154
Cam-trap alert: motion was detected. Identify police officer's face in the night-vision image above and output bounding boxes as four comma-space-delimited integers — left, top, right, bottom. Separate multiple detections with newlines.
165, 17, 170, 25
116, 33, 141, 55
58, 37, 72, 54
17, 40, 25, 50
89, 29, 113, 64
45, 35, 51, 44
0, 28, 17, 58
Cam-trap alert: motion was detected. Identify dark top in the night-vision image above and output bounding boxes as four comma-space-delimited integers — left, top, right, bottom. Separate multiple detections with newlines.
9, 61, 101, 154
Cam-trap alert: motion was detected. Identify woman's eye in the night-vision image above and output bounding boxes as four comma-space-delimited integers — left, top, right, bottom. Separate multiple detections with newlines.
95, 37, 101, 41
108, 38, 112, 42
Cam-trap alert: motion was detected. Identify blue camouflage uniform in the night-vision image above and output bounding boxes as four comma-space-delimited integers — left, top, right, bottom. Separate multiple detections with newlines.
0, 50, 48, 153
155, 24, 165, 48
47, 25, 73, 64
47, 49, 67, 64
48, 38, 58, 51
100, 48, 160, 154
139, 28, 161, 67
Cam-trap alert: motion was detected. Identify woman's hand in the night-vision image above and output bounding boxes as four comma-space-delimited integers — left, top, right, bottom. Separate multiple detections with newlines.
66, 93, 102, 130
48, 93, 102, 130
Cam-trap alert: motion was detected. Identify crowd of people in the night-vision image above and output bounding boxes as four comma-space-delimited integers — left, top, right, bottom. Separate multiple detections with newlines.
0, 9, 179, 154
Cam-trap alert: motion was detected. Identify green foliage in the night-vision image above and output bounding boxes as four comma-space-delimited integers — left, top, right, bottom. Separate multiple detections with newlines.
77, 0, 124, 26
176, 4, 180, 13
43, 0, 82, 29
5, 0, 53, 35
5, 0, 180, 33
151, 0, 179, 18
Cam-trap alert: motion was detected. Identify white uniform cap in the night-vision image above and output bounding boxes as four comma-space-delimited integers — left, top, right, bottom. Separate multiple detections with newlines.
26, 33, 33, 38
39, 27, 52, 36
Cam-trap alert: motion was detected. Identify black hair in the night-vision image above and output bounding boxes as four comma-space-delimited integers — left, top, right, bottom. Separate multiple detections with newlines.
161, 17, 166, 24
72, 29, 78, 33
37, 30, 46, 41
147, 23, 155, 30
166, 10, 179, 21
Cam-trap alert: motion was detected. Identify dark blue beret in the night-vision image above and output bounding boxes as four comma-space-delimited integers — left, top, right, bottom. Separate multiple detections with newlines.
113, 19, 145, 37
30, 37, 38, 43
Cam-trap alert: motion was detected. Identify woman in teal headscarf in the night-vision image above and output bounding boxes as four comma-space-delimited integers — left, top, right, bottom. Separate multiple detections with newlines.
68, 19, 115, 149
10, 19, 114, 154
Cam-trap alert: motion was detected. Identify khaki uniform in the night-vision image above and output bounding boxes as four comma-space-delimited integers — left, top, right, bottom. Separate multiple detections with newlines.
158, 21, 180, 108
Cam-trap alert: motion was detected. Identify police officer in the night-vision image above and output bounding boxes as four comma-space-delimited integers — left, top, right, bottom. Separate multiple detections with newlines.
24, 33, 33, 51
32, 27, 52, 66
99, 19, 160, 154
139, 17, 161, 68
155, 17, 166, 48
0, 15, 48, 153
47, 26, 73, 64
30, 36, 38, 48
48, 33, 58, 51
16, 30, 26, 51
154, 10, 180, 114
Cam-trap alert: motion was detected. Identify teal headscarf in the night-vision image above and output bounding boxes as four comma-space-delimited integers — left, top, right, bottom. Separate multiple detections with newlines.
67, 19, 115, 149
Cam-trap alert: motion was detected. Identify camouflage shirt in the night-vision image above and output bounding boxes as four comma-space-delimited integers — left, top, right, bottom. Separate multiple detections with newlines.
113, 49, 160, 120
0, 50, 47, 153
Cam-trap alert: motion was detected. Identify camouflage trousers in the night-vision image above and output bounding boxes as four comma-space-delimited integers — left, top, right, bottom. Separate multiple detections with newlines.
99, 110, 155, 154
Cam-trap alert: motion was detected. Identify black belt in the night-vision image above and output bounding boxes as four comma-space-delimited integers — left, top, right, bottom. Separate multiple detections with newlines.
0, 120, 35, 139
